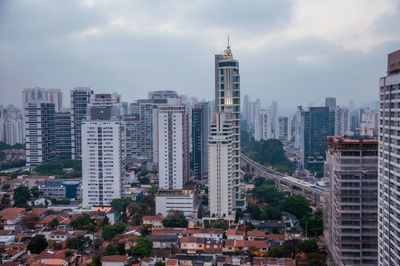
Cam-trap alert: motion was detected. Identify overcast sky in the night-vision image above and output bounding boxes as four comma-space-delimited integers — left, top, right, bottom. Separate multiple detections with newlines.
1, 0, 400, 113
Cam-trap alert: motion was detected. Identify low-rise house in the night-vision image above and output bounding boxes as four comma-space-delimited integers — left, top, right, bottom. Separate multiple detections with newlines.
253, 257, 295, 266
102, 256, 128, 266
147, 235, 178, 249
174, 254, 213, 266
49, 231, 69, 242
199, 229, 224, 240
33, 249, 76, 265
166, 259, 178, 266
268, 234, 286, 247
204, 239, 223, 253
152, 228, 184, 237
0, 208, 25, 231
142, 216, 166, 228
226, 230, 245, 240
42, 258, 68, 266
235, 240, 268, 253
247, 230, 266, 240
180, 236, 198, 254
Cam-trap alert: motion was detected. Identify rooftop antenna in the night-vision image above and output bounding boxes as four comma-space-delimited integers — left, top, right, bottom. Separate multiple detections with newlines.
227, 35, 230, 48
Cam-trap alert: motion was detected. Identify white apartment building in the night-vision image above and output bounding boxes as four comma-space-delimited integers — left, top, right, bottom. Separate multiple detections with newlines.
360, 108, 378, 137
156, 105, 189, 190
208, 112, 234, 218
254, 109, 272, 141
4, 118, 23, 145
333, 106, 350, 136
277, 116, 291, 142
82, 93, 124, 208
378, 49, 400, 265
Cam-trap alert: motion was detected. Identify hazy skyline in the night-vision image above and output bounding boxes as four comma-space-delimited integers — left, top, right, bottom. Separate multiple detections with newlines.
1, 0, 399, 113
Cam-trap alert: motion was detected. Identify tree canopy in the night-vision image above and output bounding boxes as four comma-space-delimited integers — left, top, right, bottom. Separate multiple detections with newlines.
281, 195, 311, 219
28, 235, 48, 254
102, 222, 126, 241
130, 237, 153, 257
13, 185, 31, 208
162, 210, 188, 228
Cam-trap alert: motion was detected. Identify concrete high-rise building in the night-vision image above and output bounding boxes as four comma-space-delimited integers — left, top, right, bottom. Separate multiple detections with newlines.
55, 111, 72, 161
325, 97, 337, 108
209, 113, 234, 217
378, 49, 400, 265
82, 93, 124, 208
148, 90, 179, 99
192, 103, 210, 179
123, 114, 141, 162
22, 88, 63, 112
277, 116, 291, 142
24, 102, 56, 166
295, 106, 304, 150
254, 109, 272, 141
333, 106, 350, 136
71, 87, 93, 160
360, 109, 378, 137
297, 106, 335, 169
325, 136, 378, 266
156, 105, 189, 190
209, 42, 245, 218
243, 95, 250, 123
3, 118, 23, 145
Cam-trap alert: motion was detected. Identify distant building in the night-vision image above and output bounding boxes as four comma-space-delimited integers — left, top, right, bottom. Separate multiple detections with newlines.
296, 106, 335, 169
277, 116, 291, 142
325, 97, 336, 108
71, 87, 93, 160
333, 106, 350, 136
254, 109, 272, 141
123, 114, 141, 162
192, 103, 210, 179
55, 111, 72, 161
22, 87, 63, 112
3, 118, 23, 145
360, 108, 378, 137
325, 136, 378, 266
40, 179, 81, 200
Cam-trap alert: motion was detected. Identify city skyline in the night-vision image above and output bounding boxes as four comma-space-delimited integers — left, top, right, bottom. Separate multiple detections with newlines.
1, 1, 399, 112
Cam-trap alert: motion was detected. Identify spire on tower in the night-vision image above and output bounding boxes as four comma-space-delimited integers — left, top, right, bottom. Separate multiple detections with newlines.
224, 35, 233, 59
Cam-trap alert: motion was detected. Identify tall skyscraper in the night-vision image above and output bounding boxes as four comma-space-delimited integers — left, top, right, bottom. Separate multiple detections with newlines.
254, 109, 272, 141
297, 106, 335, 169
82, 93, 124, 208
277, 116, 291, 142
325, 97, 337, 108
333, 106, 350, 136
209, 42, 244, 218
378, 49, 400, 265
4, 118, 23, 145
209, 113, 234, 217
22, 88, 63, 112
55, 111, 72, 161
24, 102, 56, 166
71, 87, 93, 160
243, 94, 250, 123
325, 136, 378, 266
123, 114, 141, 162
192, 103, 210, 179
360, 108, 378, 137
157, 105, 189, 190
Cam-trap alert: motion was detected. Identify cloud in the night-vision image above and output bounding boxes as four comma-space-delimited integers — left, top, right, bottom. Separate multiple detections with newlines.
0, 0, 399, 112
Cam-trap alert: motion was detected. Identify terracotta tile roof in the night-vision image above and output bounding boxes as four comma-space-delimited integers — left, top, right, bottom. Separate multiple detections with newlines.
253, 257, 295, 266
235, 240, 268, 249
43, 258, 67, 266
180, 236, 198, 243
247, 231, 266, 238
268, 234, 285, 240
166, 259, 178, 265
141, 257, 151, 263
0, 208, 25, 220
224, 239, 235, 246
152, 228, 184, 236
226, 230, 244, 236
202, 228, 224, 234
40, 215, 58, 224
30, 208, 48, 216
142, 215, 166, 221
184, 228, 201, 234
102, 256, 127, 262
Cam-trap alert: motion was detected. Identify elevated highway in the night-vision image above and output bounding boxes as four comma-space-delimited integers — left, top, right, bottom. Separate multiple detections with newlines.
241, 154, 328, 207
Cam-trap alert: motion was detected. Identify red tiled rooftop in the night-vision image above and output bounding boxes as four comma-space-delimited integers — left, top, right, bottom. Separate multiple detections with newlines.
247, 231, 266, 238
235, 240, 268, 249
166, 259, 178, 266
180, 236, 198, 243
102, 256, 127, 262
142, 215, 166, 221
268, 234, 285, 240
0, 208, 25, 220
226, 230, 244, 236
43, 259, 67, 266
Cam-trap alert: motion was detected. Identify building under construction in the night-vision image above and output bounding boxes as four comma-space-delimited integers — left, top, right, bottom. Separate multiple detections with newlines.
324, 136, 378, 266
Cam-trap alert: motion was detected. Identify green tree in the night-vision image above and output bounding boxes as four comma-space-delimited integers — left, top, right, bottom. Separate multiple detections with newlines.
140, 226, 150, 237
299, 239, 319, 253
104, 243, 118, 256
269, 246, 284, 257
130, 237, 153, 257
253, 184, 283, 205
1, 184, 10, 191
282, 239, 301, 259
69, 213, 93, 229
155, 261, 165, 266
21, 213, 40, 229
282, 195, 311, 219
30, 186, 41, 199
102, 222, 126, 241
243, 173, 253, 184
111, 197, 134, 222
91, 255, 101, 266
66, 235, 90, 249
1, 194, 11, 208
301, 209, 323, 236
49, 218, 59, 228
28, 235, 48, 254
13, 185, 31, 207
162, 210, 188, 228
64, 250, 74, 263
139, 177, 150, 185
204, 219, 229, 229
